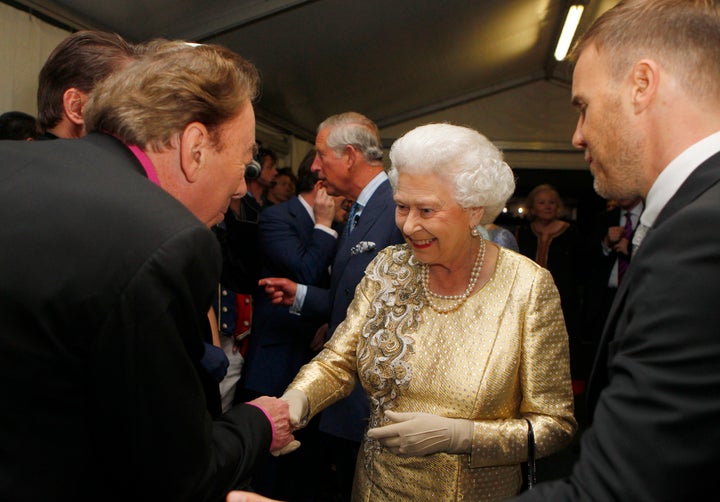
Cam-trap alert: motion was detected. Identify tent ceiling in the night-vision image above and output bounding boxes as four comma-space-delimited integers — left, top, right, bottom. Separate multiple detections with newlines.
11, 0, 619, 170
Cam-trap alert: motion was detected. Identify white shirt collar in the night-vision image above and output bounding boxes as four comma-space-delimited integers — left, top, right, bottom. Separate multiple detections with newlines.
641, 130, 720, 228
355, 171, 388, 208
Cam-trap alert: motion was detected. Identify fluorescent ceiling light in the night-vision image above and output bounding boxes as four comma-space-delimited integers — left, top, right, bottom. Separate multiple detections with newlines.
554, 5, 585, 61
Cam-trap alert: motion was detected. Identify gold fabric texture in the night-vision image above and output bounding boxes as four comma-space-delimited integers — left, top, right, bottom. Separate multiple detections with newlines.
289, 243, 576, 501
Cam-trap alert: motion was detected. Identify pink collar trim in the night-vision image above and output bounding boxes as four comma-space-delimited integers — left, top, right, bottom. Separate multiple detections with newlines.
126, 143, 161, 187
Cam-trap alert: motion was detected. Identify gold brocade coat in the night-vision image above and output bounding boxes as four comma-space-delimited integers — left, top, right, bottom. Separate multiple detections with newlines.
289, 244, 577, 501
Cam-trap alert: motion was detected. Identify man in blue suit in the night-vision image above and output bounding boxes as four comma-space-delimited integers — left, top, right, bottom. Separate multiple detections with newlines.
261, 112, 404, 500
514, 1, 720, 500
241, 149, 338, 500
243, 149, 338, 399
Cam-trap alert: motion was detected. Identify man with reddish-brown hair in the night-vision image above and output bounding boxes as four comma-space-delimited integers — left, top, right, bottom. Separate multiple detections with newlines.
0, 40, 294, 501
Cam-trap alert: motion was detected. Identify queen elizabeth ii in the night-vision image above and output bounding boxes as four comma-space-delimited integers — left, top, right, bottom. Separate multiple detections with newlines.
281, 123, 576, 501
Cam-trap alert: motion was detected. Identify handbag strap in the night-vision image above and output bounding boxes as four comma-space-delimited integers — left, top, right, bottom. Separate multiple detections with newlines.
525, 418, 537, 489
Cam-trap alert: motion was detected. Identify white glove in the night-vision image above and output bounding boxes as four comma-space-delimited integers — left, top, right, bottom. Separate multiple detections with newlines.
366, 410, 474, 456
270, 389, 309, 457
280, 388, 309, 428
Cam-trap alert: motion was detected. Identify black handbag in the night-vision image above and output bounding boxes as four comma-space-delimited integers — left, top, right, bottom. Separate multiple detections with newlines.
525, 418, 537, 490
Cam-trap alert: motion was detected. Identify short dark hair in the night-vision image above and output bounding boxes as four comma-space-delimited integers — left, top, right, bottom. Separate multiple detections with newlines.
295, 149, 319, 194
257, 146, 277, 165
37, 30, 135, 132
0, 111, 38, 140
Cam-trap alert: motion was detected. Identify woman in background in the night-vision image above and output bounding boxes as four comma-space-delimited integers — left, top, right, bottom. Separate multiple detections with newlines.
516, 184, 585, 383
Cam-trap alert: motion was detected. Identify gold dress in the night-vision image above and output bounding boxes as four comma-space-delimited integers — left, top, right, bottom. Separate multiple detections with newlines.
289, 244, 576, 501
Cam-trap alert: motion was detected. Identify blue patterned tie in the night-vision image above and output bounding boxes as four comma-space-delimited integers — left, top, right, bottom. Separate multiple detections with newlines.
345, 202, 362, 237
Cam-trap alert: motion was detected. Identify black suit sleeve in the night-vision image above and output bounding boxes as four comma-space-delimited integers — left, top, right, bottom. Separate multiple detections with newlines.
90, 225, 271, 502
513, 186, 720, 501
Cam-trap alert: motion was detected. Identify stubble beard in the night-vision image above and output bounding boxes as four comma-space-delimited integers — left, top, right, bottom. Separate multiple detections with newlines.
591, 111, 644, 201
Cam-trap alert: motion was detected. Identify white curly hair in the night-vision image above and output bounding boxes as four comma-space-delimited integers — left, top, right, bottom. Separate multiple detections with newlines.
387, 123, 515, 224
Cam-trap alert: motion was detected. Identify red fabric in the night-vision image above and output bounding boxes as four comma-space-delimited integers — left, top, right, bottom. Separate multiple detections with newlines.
234, 293, 252, 356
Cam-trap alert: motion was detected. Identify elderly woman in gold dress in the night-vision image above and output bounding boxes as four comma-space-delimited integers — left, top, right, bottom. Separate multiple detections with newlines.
280, 123, 576, 501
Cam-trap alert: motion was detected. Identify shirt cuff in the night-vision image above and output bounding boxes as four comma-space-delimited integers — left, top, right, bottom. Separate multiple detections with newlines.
315, 223, 338, 239
290, 284, 307, 316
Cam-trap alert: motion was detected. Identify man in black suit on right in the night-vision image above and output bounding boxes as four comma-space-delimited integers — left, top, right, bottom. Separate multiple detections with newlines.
514, 0, 720, 500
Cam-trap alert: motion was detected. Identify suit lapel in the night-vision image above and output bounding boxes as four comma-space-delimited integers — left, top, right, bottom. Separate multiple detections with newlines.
587, 151, 720, 414
349, 181, 394, 244
654, 151, 720, 226
334, 180, 394, 269
287, 196, 314, 239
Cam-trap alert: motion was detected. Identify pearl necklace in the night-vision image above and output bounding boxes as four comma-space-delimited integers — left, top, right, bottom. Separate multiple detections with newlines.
422, 237, 486, 314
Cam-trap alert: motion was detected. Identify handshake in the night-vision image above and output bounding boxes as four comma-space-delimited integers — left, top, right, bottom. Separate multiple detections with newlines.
247, 389, 309, 456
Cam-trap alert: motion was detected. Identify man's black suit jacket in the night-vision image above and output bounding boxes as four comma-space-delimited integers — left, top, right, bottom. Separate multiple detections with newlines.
515, 151, 720, 501
0, 134, 271, 501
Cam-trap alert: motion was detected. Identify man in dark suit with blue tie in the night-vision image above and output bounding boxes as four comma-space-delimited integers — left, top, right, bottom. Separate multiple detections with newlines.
261, 112, 404, 500
513, 0, 720, 500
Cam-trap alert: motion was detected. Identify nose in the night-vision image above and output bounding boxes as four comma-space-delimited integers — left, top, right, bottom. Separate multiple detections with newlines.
233, 178, 247, 198
310, 154, 322, 174
401, 208, 422, 235
572, 116, 586, 150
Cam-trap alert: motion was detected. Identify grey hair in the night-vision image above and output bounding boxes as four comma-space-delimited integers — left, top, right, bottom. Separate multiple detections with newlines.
318, 112, 384, 164
388, 123, 515, 224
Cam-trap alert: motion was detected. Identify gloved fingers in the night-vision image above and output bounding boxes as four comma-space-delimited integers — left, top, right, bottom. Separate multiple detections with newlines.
383, 410, 420, 423
374, 435, 403, 449
387, 436, 448, 456
367, 422, 404, 440
271, 439, 301, 457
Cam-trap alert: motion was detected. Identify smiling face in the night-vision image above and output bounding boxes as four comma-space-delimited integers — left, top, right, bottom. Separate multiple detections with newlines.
530, 189, 560, 223
571, 45, 644, 200
394, 171, 481, 270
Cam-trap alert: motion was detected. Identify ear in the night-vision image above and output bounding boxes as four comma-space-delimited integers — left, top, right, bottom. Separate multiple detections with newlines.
343, 144, 357, 167
467, 207, 486, 228
179, 122, 209, 183
630, 59, 659, 114
62, 88, 87, 126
